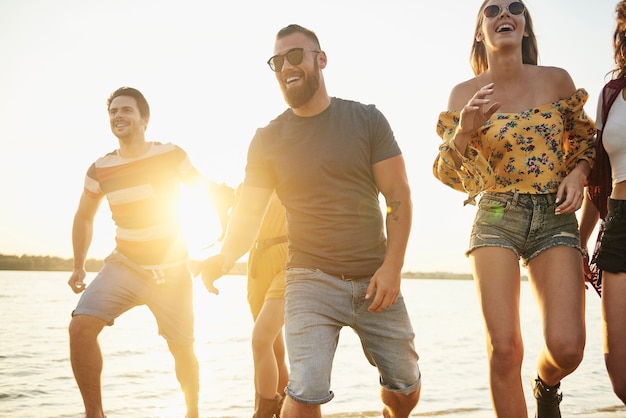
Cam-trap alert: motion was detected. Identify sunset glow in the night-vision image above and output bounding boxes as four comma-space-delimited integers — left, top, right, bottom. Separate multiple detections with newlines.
0, 0, 617, 273
178, 185, 225, 261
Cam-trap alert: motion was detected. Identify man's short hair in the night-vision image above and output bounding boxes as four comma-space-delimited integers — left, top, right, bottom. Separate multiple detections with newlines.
276, 24, 321, 50
107, 87, 150, 118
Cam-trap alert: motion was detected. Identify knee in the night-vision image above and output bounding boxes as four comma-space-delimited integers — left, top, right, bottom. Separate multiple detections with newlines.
68, 315, 101, 343
547, 337, 584, 371
167, 341, 197, 361
251, 330, 273, 353
381, 388, 420, 417
489, 337, 524, 370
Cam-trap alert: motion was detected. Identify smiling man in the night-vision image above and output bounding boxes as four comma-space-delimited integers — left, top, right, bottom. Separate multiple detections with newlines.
67, 87, 234, 418
197, 24, 421, 418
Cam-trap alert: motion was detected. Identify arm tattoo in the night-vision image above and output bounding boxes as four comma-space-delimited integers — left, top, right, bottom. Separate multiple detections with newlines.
387, 200, 401, 222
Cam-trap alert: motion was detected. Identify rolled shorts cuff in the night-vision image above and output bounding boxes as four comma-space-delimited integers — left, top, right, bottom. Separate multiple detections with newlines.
284, 388, 334, 405
71, 307, 115, 326
381, 369, 422, 396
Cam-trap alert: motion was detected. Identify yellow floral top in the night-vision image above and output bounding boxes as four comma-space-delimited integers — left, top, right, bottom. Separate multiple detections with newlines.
433, 88, 596, 205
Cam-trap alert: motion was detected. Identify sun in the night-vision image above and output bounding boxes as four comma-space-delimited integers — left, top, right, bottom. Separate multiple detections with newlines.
177, 184, 228, 261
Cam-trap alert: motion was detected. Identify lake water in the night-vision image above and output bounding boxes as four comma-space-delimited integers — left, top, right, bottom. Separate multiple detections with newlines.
0, 271, 625, 417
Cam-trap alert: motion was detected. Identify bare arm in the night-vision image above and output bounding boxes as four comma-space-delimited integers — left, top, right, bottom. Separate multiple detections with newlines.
446, 82, 501, 167
197, 185, 272, 294
551, 68, 592, 214
181, 168, 236, 241
366, 155, 412, 313
203, 180, 235, 241
555, 160, 591, 215
579, 187, 601, 279
68, 192, 102, 293
579, 188, 600, 249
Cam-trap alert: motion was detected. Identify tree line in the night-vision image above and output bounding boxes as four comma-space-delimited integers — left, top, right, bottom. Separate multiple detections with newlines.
0, 253, 249, 275
0, 254, 104, 272
0, 253, 474, 279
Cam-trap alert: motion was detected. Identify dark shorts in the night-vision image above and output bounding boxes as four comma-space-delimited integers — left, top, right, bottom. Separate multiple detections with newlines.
596, 198, 626, 273
468, 192, 582, 266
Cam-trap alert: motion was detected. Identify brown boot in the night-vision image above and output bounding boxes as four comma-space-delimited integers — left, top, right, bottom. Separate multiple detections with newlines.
253, 393, 282, 418
532, 374, 562, 418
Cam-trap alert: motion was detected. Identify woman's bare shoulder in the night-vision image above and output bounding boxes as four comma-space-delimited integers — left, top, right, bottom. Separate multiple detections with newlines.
533, 65, 576, 97
447, 77, 484, 111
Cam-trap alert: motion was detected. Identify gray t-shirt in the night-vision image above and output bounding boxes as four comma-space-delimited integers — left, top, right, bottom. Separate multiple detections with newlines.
244, 97, 402, 276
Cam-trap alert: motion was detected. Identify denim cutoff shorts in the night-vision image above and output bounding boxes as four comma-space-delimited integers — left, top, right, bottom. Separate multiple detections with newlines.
72, 252, 194, 344
596, 198, 626, 273
283, 268, 421, 405
467, 192, 582, 266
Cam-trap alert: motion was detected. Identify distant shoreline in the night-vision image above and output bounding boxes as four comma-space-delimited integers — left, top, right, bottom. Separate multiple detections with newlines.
0, 253, 476, 279
402, 271, 473, 280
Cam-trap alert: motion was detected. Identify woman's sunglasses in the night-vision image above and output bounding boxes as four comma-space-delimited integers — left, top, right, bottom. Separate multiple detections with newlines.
267, 48, 320, 72
483, 1, 525, 18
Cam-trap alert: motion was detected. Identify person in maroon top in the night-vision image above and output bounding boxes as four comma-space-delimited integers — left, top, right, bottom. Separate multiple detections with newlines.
580, 0, 626, 406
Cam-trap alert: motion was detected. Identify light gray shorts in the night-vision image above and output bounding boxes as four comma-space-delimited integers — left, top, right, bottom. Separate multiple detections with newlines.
72, 252, 194, 344
283, 268, 421, 405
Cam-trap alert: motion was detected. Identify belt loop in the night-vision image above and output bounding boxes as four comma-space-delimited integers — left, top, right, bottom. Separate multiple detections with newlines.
512, 191, 519, 206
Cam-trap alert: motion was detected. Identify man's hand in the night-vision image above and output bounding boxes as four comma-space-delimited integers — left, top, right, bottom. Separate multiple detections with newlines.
365, 264, 401, 313
195, 254, 231, 295
68, 268, 87, 294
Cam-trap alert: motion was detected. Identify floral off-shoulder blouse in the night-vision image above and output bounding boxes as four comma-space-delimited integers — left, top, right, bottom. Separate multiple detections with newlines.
433, 88, 596, 205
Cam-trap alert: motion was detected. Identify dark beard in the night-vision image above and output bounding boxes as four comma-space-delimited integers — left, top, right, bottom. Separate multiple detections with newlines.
280, 61, 320, 109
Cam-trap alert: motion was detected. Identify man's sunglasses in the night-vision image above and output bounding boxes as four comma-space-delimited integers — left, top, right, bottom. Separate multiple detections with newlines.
267, 48, 320, 72
483, 1, 525, 18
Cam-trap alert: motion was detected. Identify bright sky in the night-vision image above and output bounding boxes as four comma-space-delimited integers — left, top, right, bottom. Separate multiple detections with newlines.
0, 0, 618, 273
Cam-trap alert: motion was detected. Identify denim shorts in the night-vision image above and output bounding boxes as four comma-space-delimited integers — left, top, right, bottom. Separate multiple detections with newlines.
596, 198, 626, 273
468, 192, 582, 266
283, 268, 421, 405
72, 252, 194, 344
